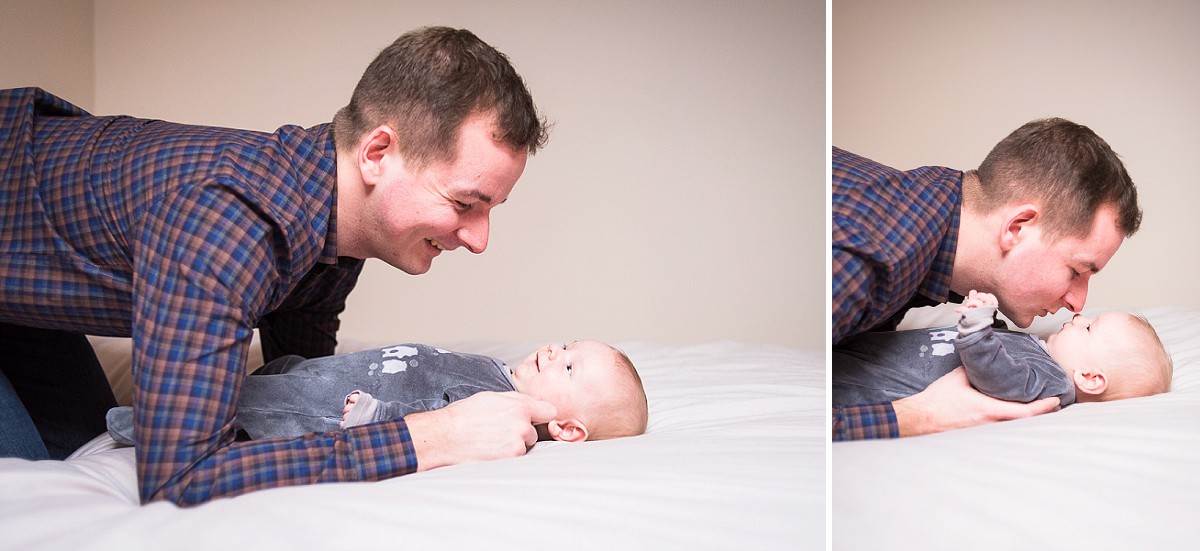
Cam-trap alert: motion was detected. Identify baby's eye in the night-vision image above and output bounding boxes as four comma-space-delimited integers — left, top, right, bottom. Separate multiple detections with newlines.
566, 364, 573, 373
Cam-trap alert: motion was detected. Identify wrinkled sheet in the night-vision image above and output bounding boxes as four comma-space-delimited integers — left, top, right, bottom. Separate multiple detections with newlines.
0, 339, 825, 550
835, 306, 1200, 550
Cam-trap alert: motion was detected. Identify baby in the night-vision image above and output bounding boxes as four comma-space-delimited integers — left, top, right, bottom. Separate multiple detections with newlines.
833, 291, 1172, 407
108, 340, 648, 445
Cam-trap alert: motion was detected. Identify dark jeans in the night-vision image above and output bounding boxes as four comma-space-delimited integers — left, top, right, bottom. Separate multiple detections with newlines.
0, 322, 117, 460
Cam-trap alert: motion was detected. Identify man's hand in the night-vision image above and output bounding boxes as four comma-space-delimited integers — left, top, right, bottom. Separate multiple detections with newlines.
893, 367, 1059, 437
403, 391, 557, 471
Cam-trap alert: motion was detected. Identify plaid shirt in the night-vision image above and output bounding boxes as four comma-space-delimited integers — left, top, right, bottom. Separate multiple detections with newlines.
0, 88, 416, 505
831, 146, 962, 344
832, 404, 898, 441
831, 146, 962, 441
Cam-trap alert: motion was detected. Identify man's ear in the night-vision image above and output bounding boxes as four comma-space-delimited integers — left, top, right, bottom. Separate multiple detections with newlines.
999, 204, 1040, 252
358, 125, 398, 186
548, 418, 589, 443
1074, 366, 1109, 396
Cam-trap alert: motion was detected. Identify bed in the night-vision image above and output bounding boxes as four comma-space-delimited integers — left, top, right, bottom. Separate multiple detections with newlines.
834, 304, 1200, 549
0, 337, 824, 550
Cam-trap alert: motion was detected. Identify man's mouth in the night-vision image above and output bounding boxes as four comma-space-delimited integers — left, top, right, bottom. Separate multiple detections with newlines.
428, 239, 447, 251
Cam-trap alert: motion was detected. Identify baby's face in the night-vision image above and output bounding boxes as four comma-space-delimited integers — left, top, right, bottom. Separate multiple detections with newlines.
1045, 311, 1140, 375
508, 340, 621, 421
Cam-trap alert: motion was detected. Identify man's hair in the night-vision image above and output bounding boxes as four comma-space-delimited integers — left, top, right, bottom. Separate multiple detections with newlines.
966, 118, 1141, 241
588, 348, 648, 441
1100, 314, 1173, 401
332, 26, 550, 168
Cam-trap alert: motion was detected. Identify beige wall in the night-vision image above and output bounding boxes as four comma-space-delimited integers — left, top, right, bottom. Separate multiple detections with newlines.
0, 0, 94, 109
3, 1, 824, 348
835, 0, 1199, 313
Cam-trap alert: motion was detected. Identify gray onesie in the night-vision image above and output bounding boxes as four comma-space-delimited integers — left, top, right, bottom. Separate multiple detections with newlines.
833, 305, 1076, 407
108, 343, 515, 443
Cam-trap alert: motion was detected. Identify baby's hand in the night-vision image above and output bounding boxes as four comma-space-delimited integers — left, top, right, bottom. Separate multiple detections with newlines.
954, 290, 998, 313
972, 291, 998, 308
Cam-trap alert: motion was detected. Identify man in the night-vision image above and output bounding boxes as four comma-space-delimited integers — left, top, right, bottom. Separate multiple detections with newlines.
832, 118, 1142, 441
0, 27, 553, 506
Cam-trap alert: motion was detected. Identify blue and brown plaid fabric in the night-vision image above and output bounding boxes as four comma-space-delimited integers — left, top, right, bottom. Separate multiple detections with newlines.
831, 146, 962, 345
831, 146, 964, 441
832, 404, 899, 441
0, 87, 413, 506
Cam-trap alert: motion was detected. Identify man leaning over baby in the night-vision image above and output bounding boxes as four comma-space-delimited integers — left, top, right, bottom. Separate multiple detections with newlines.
831, 117, 1143, 441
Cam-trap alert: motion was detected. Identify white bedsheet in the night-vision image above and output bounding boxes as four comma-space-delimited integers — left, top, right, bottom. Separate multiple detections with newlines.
834, 306, 1200, 550
0, 339, 825, 550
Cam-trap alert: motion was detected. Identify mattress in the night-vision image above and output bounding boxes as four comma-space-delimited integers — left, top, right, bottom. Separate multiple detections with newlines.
0, 338, 825, 550
834, 305, 1200, 549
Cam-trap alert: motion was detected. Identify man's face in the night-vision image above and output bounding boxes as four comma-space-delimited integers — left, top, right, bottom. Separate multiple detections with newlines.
992, 205, 1124, 327
365, 113, 528, 275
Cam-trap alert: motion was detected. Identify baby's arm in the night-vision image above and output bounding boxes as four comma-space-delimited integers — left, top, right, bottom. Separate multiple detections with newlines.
954, 290, 999, 335
954, 291, 1064, 402
341, 390, 455, 429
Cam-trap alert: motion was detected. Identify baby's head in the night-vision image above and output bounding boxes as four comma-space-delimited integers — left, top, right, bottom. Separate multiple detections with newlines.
1045, 311, 1173, 402
508, 340, 647, 442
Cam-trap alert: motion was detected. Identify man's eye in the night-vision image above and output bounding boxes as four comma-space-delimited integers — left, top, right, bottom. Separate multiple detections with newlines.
453, 200, 471, 210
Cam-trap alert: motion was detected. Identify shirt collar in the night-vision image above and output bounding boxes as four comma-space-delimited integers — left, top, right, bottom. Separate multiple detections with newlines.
311, 124, 341, 265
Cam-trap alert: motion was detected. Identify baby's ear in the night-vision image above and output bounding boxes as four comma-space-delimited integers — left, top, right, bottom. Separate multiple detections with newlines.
548, 418, 589, 442
1073, 366, 1109, 396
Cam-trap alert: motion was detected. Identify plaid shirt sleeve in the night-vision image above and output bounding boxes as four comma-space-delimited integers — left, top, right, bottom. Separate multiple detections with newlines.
831, 147, 962, 345
832, 403, 899, 441
132, 171, 415, 506
0, 88, 421, 506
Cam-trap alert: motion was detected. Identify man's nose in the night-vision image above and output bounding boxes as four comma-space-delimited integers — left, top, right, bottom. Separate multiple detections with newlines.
1063, 280, 1089, 313
458, 214, 491, 254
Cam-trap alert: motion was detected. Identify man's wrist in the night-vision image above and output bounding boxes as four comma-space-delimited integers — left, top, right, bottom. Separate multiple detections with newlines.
404, 409, 447, 472
892, 395, 927, 437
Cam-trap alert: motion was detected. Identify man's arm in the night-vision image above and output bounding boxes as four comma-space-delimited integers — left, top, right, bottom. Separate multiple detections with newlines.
831, 245, 876, 346
405, 392, 556, 470
891, 367, 1061, 437
132, 186, 551, 506
833, 367, 1060, 441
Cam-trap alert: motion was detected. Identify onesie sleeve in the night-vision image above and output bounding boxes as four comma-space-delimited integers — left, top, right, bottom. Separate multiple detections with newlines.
955, 324, 1073, 403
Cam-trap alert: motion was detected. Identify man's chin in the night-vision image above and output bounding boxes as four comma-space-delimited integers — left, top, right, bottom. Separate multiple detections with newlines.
390, 258, 432, 276
1003, 310, 1037, 328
